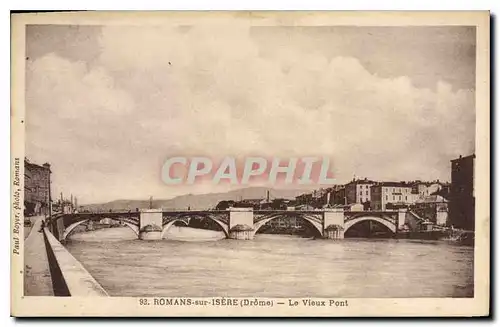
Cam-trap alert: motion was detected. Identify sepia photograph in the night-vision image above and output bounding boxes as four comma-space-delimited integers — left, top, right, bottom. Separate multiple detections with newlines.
10, 11, 490, 317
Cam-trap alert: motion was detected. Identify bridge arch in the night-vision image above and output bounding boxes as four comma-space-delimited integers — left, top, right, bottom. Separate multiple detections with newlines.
120, 221, 140, 236
253, 214, 323, 237
63, 218, 140, 240
161, 215, 229, 238
64, 219, 89, 240
344, 216, 396, 234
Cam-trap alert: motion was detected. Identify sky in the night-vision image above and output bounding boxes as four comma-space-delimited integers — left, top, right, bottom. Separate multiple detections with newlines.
25, 25, 476, 204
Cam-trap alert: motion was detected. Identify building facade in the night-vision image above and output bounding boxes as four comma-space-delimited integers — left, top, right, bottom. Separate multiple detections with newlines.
345, 178, 376, 205
24, 159, 51, 216
449, 154, 475, 230
332, 187, 346, 205
411, 181, 448, 200
370, 182, 415, 211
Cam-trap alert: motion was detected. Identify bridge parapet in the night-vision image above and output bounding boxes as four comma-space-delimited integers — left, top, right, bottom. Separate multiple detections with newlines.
43, 228, 108, 296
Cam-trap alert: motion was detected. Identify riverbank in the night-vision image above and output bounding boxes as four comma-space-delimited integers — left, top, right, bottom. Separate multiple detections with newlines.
397, 229, 475, 246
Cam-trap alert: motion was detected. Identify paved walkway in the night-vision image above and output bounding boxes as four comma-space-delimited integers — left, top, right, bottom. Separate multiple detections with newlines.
24, 216, 54, 296
24, 215, 38, 240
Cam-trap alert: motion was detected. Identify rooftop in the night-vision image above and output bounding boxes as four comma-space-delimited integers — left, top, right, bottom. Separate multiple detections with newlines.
25, 159, 51, 172
346, 178, 377, 185
372, 181, 412, 188
451, 154, 476, 162
415, 195, 448, 204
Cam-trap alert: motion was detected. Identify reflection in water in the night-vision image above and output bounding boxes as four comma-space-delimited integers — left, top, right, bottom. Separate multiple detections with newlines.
66, 226, 473, 298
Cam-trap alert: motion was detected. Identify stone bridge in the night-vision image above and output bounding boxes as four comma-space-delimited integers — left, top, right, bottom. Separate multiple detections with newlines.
48, 208, 411, 241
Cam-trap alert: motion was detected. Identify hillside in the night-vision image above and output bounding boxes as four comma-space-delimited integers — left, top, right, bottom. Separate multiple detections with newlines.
81, 187, 315, 211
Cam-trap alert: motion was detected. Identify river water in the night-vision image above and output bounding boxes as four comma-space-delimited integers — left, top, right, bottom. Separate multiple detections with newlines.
65, 226, 473, 298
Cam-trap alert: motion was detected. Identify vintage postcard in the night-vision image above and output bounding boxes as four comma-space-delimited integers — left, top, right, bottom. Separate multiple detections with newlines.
11, 11, 490, 317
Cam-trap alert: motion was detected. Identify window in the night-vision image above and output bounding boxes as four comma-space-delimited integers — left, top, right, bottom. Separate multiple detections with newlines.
386, 195, 388, 201
366, 191, 368, 195
405, 196, 407, 201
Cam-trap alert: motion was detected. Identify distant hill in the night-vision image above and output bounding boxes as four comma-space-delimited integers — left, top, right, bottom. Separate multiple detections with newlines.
81, 187, 315, 211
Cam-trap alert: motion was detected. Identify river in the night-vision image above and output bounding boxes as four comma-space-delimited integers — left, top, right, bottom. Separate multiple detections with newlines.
65, 226, 473, 298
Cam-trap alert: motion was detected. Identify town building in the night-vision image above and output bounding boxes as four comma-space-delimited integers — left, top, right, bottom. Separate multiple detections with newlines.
24, 158, 52, 216
411, 180, 449, 200
233, 199, 263, 210
345, 178, 377, 205
295, 193, 313, 206
370, 182, 415, 211
332, 186, 346, 205
413, 195, 449, 226
449, 154, 475, 230
295, 188, 332, 209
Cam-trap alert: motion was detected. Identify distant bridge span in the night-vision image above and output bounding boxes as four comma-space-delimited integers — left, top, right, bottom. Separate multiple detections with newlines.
48, 208, 410, 241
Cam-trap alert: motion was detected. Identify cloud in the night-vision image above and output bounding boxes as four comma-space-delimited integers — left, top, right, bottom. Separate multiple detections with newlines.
26, 26, 475, 203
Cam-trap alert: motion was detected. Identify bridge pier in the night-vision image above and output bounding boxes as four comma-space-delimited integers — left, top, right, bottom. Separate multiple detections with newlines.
323, 208, 345, 240
229, 208, 254, 240
397, 208, 407, 231
139, 209, 163, 240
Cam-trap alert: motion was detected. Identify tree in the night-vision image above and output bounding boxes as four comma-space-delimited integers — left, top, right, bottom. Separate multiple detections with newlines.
215, 200, 235, 210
